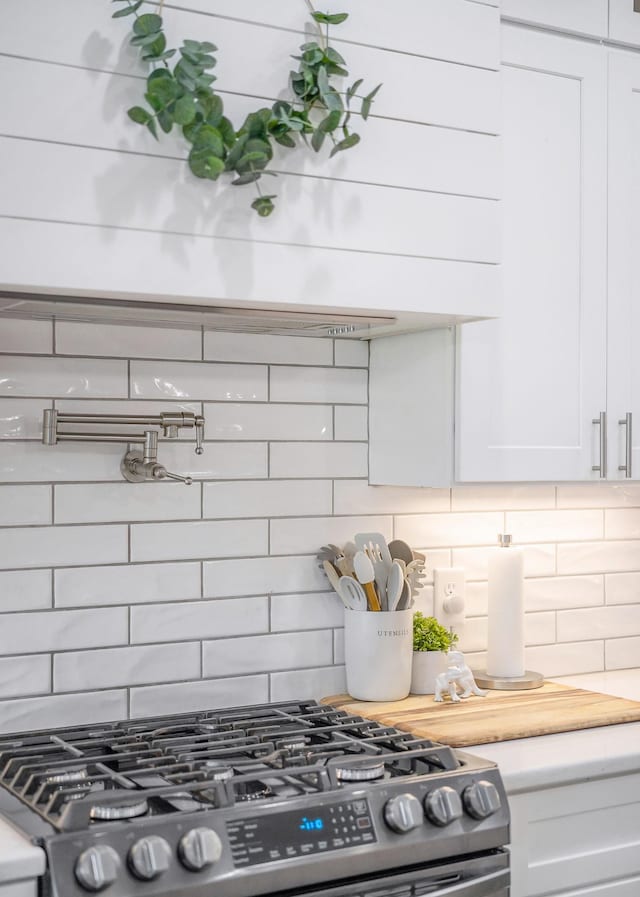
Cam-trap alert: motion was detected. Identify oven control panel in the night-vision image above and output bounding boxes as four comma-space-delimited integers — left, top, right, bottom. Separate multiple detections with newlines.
227, 798, 377, 867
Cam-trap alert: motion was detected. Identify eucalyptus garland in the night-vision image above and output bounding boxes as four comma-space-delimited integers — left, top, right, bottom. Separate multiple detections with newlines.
112, 0, 381, 216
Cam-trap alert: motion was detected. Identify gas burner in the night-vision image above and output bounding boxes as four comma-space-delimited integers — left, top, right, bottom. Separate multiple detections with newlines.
334, 759, 386, 782
89, 798, 149, 821
278, 736, 310, 752
44, 765, 89, 786
236, 780, 273, 802
203, 761, 234, 783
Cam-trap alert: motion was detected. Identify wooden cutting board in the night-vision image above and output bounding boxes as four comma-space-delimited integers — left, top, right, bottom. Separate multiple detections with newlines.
321, 682, 640, 747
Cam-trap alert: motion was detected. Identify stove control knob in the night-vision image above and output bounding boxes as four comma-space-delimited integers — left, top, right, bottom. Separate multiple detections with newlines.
75, 845, 120, 892
179, 827, 223, 872
128, 835, 172, 881
384, 793, 423, 833
424, 786, 463, 827
463, 780, 501, 820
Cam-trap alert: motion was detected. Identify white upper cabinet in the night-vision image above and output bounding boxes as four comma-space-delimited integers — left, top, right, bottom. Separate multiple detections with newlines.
607, 51, 640, 481
0, 0, 501, 330
456, 27, 608, 482
609, 0, 640, 48
501, 0, 608, 38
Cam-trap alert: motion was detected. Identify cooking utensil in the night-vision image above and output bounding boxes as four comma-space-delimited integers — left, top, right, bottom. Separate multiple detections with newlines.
322, 559, 342, 593
388, 539, 414, 566
353, 551, 382, 612
339, 576, 368, 611
395, 577, 412, 611
355, 533, 392, 607
386, 560, 405, 612
406, 558, 427, 597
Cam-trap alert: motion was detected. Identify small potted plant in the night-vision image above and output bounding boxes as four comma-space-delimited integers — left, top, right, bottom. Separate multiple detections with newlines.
411, 613, 458, 695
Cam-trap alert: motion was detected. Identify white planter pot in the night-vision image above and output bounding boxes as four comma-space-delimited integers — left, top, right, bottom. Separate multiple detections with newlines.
344, 608, 413, 702
410, 651, 448, 695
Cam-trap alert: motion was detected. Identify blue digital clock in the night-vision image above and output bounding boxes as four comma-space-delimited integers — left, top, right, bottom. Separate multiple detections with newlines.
299, 816, 324, 831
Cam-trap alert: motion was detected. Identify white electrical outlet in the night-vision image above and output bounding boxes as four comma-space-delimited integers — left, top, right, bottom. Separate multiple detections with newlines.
434, 567, 466, 630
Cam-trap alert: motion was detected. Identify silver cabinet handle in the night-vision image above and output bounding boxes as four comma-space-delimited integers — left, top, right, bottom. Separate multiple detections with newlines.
592, 411, 607, 478
618, 412, 633, 478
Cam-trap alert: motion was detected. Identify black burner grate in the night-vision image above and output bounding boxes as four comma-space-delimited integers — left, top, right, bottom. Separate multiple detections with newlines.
0, 700, 459, 833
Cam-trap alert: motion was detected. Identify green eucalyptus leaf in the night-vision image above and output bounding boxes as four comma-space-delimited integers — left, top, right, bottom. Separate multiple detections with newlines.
176, 57, 200, 80
329, 131, 360, 157
112, 0, 143, 17
245, 137, 273, 159
146, 74, 179, 104
127, 105, 151, 125
326, 63, 348, 77
188, 148, 225, 180
311, 128, 326, 152
195, 74, 216, 89
225, 134, 249, 170
143, 46, 175, 63
157, 109, 174, 134
232, 171, 261, 185
311, 11, 349, 25
146, 118, 158, 140
193, 124, 225, 156
218, 116, 236, 148
173, 94, 197, 125
131, 31, 163, 47
235, 150, 269, 172
326, 47, 346, 66
318, 109, 341, 134
141, 33, 167, 59
275, 132, 296, 148
360, 83, 382, 120
182, 120, 202, 144
323, 88, 344, 114
199, 41, 218, 53
251, 195, 276, 217
346, 78, 364, 102
133, 13, 162, 35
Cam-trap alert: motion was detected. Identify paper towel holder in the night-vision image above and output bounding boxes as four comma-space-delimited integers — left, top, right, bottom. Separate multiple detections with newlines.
472, 533, 544, 691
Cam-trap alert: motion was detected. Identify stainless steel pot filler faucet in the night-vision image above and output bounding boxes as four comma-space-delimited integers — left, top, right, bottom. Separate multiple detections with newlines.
42, 409, 205, 485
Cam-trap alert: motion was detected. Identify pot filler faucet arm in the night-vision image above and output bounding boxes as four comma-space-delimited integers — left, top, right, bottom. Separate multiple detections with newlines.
41, 409, 204, 485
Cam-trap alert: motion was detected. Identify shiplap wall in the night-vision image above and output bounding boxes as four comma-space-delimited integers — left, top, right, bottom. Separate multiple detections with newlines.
0, 318, 639, 733
0, 0, 501, 318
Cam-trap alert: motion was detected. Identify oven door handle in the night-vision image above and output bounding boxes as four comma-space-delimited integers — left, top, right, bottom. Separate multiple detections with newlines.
413, 867, 509, 897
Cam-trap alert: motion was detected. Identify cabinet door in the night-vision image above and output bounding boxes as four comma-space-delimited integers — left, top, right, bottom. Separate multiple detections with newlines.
501, 0, 608, 39
607, 52, 640, 481
456, 26, 607, 482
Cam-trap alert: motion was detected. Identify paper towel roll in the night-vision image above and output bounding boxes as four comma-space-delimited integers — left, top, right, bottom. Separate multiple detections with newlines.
486, 539, 525, 678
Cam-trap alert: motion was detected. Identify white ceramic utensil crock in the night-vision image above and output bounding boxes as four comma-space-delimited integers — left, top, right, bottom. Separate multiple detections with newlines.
344, 608, 413, 701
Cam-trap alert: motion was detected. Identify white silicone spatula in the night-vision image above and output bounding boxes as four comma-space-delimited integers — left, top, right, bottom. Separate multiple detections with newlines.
353, 551, 382, 612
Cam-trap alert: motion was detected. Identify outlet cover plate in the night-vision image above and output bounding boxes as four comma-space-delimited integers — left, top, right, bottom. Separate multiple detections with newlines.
434, 567, 466, 629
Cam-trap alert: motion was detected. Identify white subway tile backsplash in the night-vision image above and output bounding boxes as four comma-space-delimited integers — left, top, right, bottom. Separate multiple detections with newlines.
606, 509, 640, 540
0, 569, 51, 612
203, 480, 332, 519
558, 540, 640, 575
0, 690, 128, 734
557, 484, 640, 508
334, 406, 368, 441
204, 556, 326, 598
505, 510, 603, 543
270, 516, 392, 556
1, 318, 639, 726
0, 607, 127, 654
452, 485, 555, 511
0, 485, 51, 525
55, 482, 201, 524
130, 597, 268, 644
56, 322, 202, 360
131, 361, 267, 401
525, 575, 604, 611
54, 643, 201, 692
270, 665, 347, 702
0, 398, 46, 439
160, 442, 268, 480
0, 524, 127, 569
270, 367, 367, 404
335, 481, 449, 516
605, 636, 640, 670
203, 631, 333, 676
130, 519, 267, 563
524, 641, 604, 677
203, 403, 333, 441
334, 340, 369, 368
131, 676, 268, 717
605, 572, 640, 605
0, 356, 127, 397
205, 332, 332, 366
271, 593, 344, 631
452, 544, 556, 579
0, 319, 52, 354
557, 605, 640, 642
396, 512, 503, 549
0, 655, 50, 698
270, 443, 367, 478
55, 562, 201, 607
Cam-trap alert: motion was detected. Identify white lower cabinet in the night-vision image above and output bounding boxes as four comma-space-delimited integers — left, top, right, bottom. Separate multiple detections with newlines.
508, 772, 640, 897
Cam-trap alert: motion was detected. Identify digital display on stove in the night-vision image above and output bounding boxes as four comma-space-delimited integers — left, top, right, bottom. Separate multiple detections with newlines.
227, 799, 376, 867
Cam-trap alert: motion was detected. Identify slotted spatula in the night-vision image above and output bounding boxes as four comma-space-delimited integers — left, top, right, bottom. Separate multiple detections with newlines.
354, 532, 392, 608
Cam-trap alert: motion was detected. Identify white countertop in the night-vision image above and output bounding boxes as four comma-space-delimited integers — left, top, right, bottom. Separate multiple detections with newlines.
0, 816, 45, 883
466, 669, 640, 794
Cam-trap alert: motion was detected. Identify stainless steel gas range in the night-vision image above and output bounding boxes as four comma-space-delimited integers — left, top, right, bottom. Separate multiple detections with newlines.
0, 700, 510, 897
